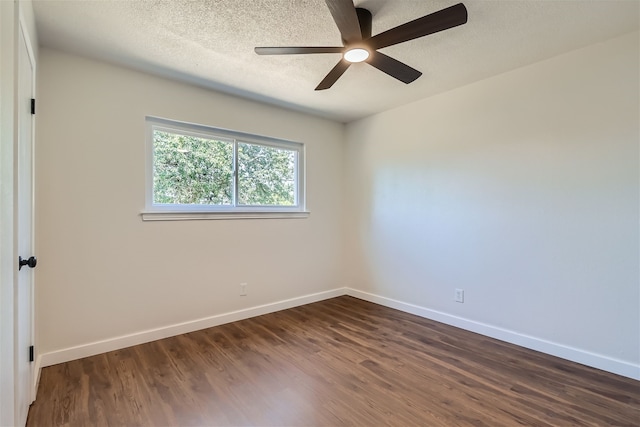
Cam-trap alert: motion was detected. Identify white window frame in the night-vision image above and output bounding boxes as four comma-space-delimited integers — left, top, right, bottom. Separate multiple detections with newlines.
142, 116, 308, 221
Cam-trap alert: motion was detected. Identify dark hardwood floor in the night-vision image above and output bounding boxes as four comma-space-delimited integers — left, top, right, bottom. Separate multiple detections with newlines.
28, 296, 639, 426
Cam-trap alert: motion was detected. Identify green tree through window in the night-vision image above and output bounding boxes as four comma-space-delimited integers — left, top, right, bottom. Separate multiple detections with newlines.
238, 142, 295, 206
150, 122, 301, 209
153, 131, 233, 205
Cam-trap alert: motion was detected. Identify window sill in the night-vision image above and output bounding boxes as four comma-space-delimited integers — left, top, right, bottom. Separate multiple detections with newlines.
141, 211, 311, 221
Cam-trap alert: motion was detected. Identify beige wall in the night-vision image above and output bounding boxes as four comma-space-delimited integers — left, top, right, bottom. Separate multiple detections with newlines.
35, 49, 345, 354
344, 32, 639, 374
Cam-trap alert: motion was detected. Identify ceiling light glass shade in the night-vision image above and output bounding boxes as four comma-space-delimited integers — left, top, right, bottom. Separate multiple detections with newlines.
344, 48, 369, 63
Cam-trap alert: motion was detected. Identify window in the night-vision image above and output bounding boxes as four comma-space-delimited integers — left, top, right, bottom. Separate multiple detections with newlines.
143, 117, 307, 220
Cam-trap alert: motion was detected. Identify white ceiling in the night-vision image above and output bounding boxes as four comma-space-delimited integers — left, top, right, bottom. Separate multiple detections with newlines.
33, 0, 639, 123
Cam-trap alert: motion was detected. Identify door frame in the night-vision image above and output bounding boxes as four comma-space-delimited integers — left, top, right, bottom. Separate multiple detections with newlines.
18, 6, 37, 408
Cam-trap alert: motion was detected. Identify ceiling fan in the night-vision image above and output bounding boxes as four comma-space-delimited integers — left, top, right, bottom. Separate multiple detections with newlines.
255, 0, 468, 90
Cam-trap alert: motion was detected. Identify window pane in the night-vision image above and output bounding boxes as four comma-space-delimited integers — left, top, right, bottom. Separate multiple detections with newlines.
238, 142, 296, 206
153, 130, 233, 205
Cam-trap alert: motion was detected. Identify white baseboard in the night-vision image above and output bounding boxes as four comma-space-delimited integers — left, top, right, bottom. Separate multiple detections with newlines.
38, 286, 639, 381
39, 288, 346, 368
345, 288, 640, 381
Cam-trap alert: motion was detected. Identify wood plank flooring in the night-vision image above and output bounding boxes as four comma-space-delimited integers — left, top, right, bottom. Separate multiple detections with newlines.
27, 296, 639, 426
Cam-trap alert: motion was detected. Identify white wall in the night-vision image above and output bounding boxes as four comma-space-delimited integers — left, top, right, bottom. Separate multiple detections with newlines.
0, 3, 18, 424
35, 32, 639, 380
35, 49, 345, 359
344, 32, 639, 378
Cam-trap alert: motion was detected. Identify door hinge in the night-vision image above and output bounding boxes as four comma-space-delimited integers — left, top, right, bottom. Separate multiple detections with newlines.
29, 345, 34, 362
31, 98, 35, 115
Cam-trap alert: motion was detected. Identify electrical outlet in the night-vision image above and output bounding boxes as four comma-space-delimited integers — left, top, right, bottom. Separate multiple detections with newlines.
240, 283, 247, 296
455, 289, 464, 303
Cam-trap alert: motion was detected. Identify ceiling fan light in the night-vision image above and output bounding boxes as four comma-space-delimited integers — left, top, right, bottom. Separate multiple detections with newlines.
344, 48, 369, 63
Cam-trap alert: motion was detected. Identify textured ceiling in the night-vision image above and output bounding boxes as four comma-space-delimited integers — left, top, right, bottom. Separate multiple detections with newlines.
33, 0, 639, 122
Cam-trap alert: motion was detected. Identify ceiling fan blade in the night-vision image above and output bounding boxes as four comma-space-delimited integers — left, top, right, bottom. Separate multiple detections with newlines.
369, 3, 468, 50
366, 51, 422, 84
255, 47, 344, 55
325, 0, 362, 43
315, 59, 351, 91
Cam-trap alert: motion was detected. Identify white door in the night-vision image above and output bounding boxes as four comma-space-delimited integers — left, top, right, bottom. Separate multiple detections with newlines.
16, 21, 35, 426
